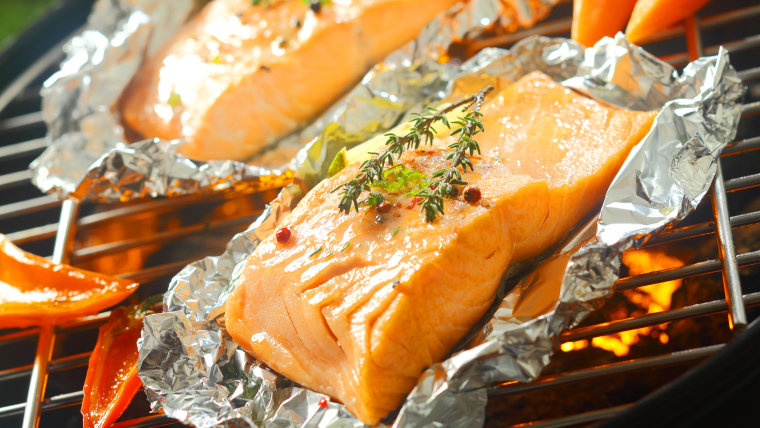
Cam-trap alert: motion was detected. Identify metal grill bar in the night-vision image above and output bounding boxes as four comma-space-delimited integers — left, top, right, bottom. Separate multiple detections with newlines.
512, 404, 634, 428
76, 190, 257, 227
0, 170, 33, 190
21, 200, 79, 428
71, 211, 261, 263
0, 112, 45, 132
644, 209, 760, 248
562, 292, 760, 342
0, 391, 83, 419
490, 344, 724, 395
663, 34, 760, 67
119, 259, 201, 283
0, 38, 66, 113
724, 171, 760, 191
0, 195, 60, 222
615, 248, 760, 291
0, 352, 89, 384
111, 414, 175, 428
712, 164, 747, 331
686, 16, 749, 332
5, 224, 58, 245
0, 138, 46, 160
724, 136, 760, 156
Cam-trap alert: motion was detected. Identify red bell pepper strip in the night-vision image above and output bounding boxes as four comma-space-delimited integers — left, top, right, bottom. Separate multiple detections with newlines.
626, 0, 712, 44
0, 234, 138, 329
81, 298, 159, 428
572, 0, 637, 47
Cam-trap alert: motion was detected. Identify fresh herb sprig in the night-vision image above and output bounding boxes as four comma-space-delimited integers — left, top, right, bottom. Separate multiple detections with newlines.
336, 87, 493, 219
416, 94, 488, 222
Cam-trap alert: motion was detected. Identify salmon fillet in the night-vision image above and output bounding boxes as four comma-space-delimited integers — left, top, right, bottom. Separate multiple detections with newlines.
225, 72, 656, 424
120, 0, 458, 161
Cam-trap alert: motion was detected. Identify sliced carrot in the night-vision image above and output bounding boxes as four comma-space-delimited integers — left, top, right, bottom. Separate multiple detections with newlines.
626, 0, 712, 44
572, 0, 637, 47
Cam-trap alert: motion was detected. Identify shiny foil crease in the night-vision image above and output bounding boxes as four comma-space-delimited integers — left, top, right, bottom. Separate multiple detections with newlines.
30, 0, 555, 202
138, 25, 741, 428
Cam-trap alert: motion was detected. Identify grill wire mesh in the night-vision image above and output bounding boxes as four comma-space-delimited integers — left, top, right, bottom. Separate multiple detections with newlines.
1, 0, 760, 426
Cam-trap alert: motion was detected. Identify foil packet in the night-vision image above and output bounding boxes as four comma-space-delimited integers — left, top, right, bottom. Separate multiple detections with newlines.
30, 0, 555, 201
136, 34, 743, 427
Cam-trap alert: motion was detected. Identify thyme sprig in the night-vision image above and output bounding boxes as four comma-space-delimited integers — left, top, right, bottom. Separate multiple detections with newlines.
417, 94, 488, 222
336, 86, 493, 220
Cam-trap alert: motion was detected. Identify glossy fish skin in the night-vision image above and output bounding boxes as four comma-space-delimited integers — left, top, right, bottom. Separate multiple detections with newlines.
120, 0, 457, 161
225, 72, 656, 424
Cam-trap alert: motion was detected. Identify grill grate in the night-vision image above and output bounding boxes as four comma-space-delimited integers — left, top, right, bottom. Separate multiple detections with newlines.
1, 0, 760, 426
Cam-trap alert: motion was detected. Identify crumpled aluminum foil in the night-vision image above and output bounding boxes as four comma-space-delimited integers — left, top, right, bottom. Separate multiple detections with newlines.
31, 0, 555, 202
136, 32, 743, 428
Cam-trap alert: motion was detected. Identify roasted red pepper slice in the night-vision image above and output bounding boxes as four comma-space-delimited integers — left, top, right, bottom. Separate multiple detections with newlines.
0, 234, 138, 329
81, 298, 158, 428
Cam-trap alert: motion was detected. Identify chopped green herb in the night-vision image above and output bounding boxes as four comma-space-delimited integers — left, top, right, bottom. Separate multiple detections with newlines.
309, 245, 323, 257
340, 241, 351, 252
167, 92, 182, 107
391, 227, 400, 237
372, 164, 430, 195
366, 192, 384, 206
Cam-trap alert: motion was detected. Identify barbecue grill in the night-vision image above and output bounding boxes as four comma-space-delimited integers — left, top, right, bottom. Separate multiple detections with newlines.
1, 0, 759, 426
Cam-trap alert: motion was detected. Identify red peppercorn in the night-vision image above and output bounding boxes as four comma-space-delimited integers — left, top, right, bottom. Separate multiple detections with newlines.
318, 397, 329, 409
275, 227, 291, 244
463, 185, 481, 204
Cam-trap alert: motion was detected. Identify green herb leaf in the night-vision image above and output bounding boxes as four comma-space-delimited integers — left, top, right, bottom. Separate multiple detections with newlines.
366, 192, 384, 206
309, 245, 323, 257
167, 91, 182, 107
391, 227, 400, 237
372, 164, 429, 194
340, 241, 351, 252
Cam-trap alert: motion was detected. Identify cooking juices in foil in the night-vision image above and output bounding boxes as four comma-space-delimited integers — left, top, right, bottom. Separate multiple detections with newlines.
135, 34, 743, 427
31, 0, 556, 201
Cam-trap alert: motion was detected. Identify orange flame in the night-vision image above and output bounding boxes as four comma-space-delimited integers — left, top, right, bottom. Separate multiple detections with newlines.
561, 249, 684, 357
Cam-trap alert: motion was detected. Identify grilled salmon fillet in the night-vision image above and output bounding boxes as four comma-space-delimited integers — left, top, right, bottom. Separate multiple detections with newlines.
120, 0, 458, 161
225, 72, 656, 424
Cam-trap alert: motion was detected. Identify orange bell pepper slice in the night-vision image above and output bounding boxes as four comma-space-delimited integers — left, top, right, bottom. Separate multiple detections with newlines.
572, 0, 637, 47
81, 299, 157, 428
0, 234, 138, 329
626, 0, 712, 44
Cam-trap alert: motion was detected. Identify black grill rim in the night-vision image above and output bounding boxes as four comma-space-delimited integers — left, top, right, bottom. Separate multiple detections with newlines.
0, 0, 95, 96
601, 315, 760, 428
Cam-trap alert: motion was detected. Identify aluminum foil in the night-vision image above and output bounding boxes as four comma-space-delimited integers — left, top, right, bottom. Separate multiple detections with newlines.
136, 32, 743, 427
31, 0, 555, 202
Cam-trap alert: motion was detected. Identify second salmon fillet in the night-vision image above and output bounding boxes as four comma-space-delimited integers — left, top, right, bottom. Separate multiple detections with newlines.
120, 0, 458, 161
225, 72, 656, 424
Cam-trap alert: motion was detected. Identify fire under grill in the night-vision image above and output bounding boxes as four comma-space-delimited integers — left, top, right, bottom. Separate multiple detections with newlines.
1, 0, 760, 426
